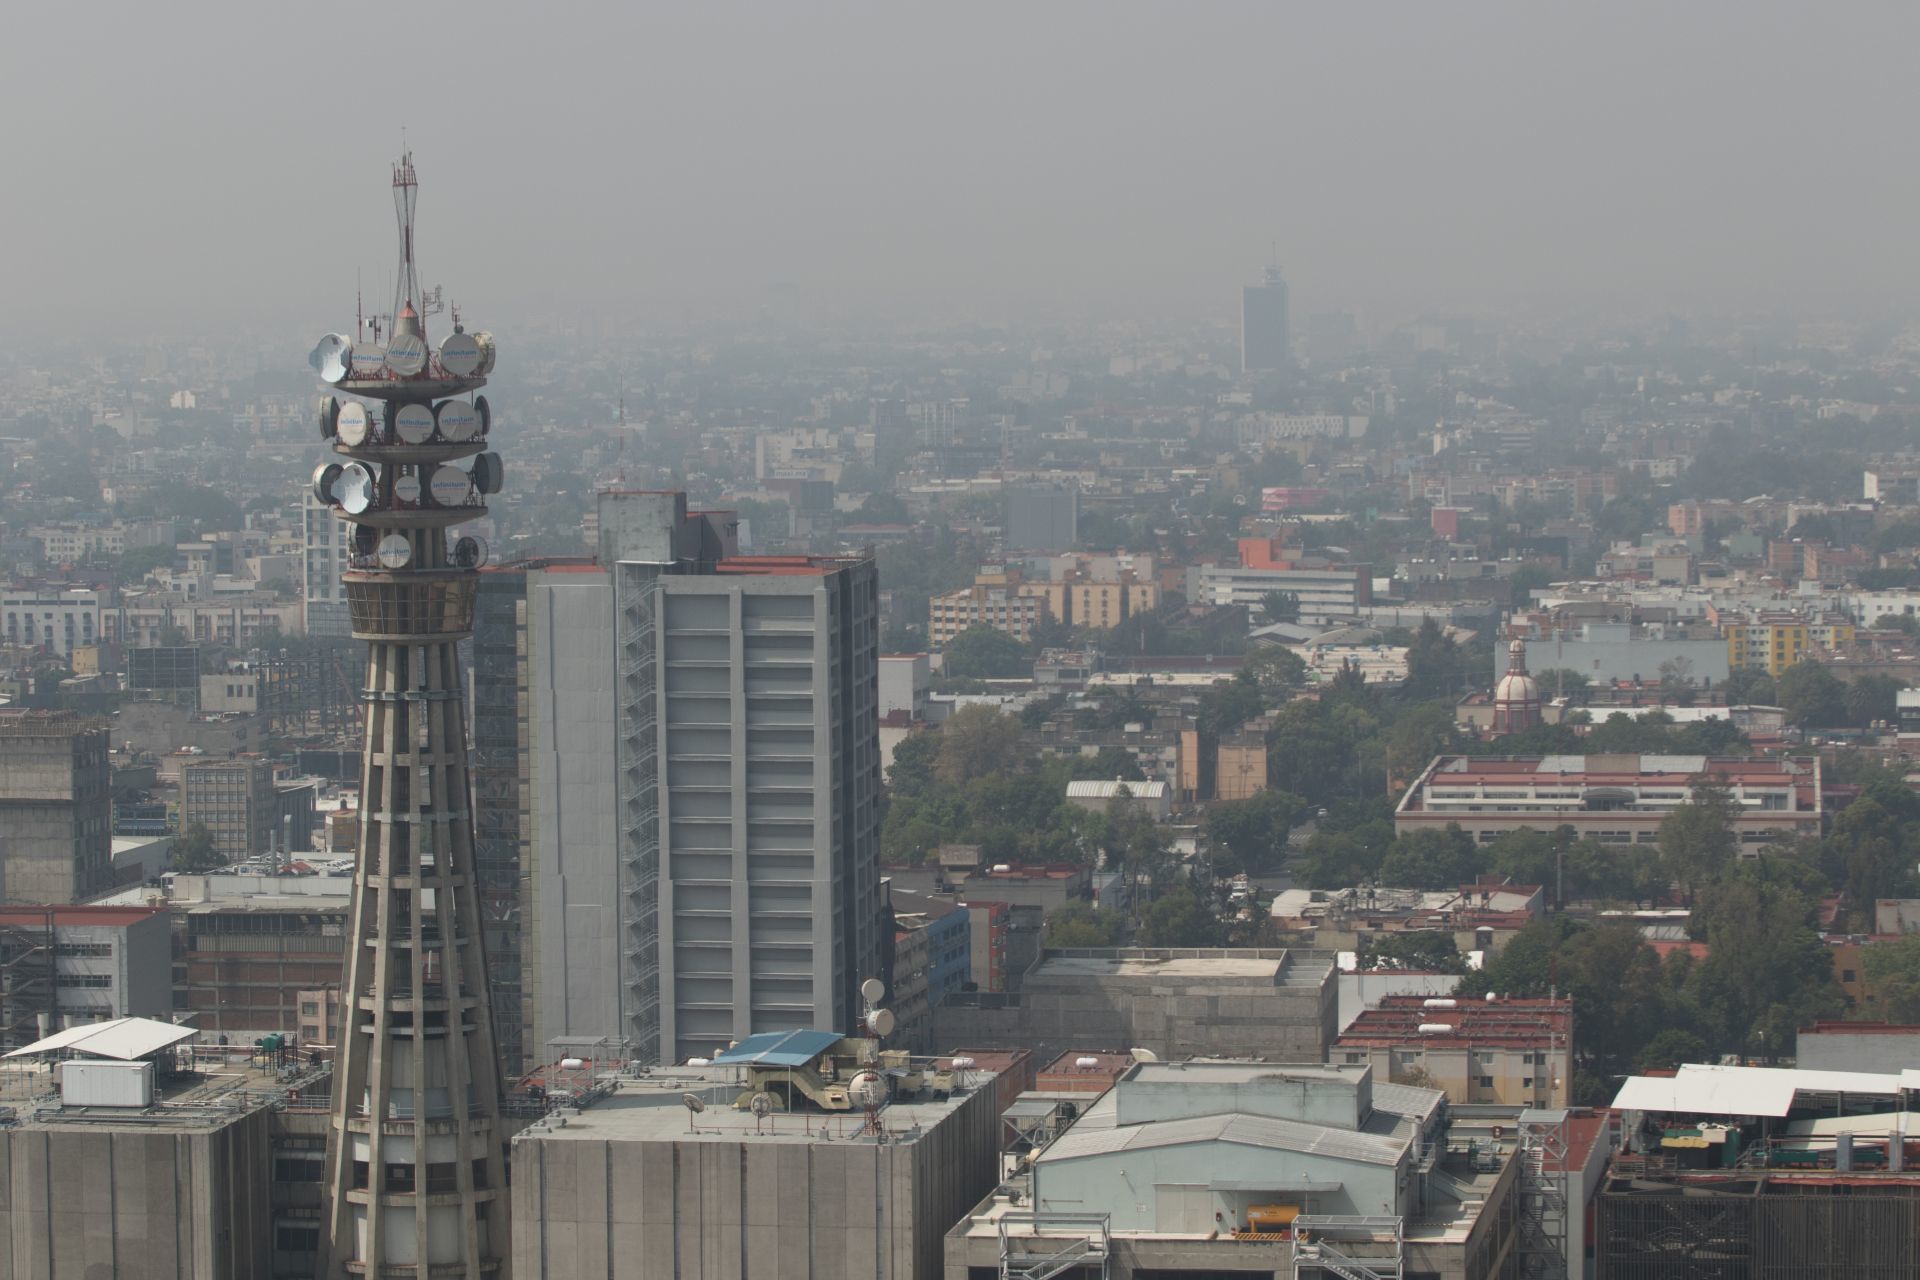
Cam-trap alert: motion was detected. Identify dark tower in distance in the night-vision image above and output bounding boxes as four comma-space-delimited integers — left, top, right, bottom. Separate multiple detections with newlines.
310, 153, 509, 1278
1241, 263, 1291, 373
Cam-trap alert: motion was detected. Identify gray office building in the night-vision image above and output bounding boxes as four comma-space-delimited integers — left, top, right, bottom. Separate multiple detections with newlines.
504, 491, 884, 1068
1241, 264, 1291, 372
0, 710, 112, 904
1005, 483, 1078, 552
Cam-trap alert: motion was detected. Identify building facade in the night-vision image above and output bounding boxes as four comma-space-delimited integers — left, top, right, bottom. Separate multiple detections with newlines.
0, 710, 113, 905
1241, 264, 1291, 372
181, 756, 277, 862
1334, 995, 1574, 1108
301, 491, 351, 638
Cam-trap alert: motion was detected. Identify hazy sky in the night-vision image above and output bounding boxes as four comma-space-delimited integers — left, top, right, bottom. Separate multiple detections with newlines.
5, 2, 1917, 340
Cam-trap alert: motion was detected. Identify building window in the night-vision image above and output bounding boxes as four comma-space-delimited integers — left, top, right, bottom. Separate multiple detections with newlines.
1478, 1076, 1493, 1088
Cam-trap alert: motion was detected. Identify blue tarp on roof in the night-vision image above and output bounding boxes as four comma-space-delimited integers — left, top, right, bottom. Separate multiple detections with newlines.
712, 1029, 842, 1067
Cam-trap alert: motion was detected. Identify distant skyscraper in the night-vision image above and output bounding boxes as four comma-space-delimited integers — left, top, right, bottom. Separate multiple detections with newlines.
1241, 264, 1291, 372
478, 491, 883, 1068
312, 153, 509, 1278
1005, 482, 1079, 552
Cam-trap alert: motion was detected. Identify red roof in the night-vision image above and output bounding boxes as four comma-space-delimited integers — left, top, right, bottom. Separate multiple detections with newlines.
0, 905, 164, 928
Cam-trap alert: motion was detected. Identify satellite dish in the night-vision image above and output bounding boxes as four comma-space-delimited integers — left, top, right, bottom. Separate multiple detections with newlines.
309, 334, 352, 384
429, 465, 473, 508
349, 344, 387, 378
472, 330, 496, 375
860, 978, 886, 1005
440, 331, 482, 377
471, 452, 504, 496
748, 1092, 775, 1117
1128, 1047, 1159, 1064
451, 535, 489, 570
436, 400, 479, 442
681, 1093, 707, 1114
336, 401, 371, 447
375, 534, 413, 570
310, 462, 343, 506
352, 523, 379, 557
394, 403, 434, 445
869, 1008, 896, 1039
336, 463, 376, 515
317, 396, 341, 439
385, 332, 428, 376
474, 394, 492, 436
848, 1071, 887, 1109
393, 472, 422, 505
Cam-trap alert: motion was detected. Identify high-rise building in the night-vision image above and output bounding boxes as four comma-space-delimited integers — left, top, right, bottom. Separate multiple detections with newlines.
303, 490, 352, 638
1241, 263, 1291, 372
0, 709, 113, 904
180, 755, 276, 862
313, 153, 509, 1278
479, 490, 883, 1069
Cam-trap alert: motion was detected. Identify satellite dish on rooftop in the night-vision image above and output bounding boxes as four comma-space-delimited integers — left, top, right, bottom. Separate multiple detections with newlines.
385, 332, 427, 376
860, 978, 886, 1005
869, 1008, 896, 1039
682, 1092, 706, 1114
337, 463, 376, 515
317, 396, 340, 440
335, 401, 371, 447
1129, 1047, 1159, 1064
749, 1092, 775, 1117
470, 452, 504, 496
439, 331, 482, 377
849, 1071, 887, 1110
310, 334, 352, 384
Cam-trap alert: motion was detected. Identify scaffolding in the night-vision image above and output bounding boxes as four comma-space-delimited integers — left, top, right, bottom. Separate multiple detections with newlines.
996, 1211, 1110, 1280
0, 913, 57, 1052
1517, 1107, 1570, 1280
1292, 1215, 1405, 1280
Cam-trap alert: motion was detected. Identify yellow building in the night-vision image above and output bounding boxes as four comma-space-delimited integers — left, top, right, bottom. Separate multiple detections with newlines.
1724, 611, 1855, 677
1068, 578, 1159, 632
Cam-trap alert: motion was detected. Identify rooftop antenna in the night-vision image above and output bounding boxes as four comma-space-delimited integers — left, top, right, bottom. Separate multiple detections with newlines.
391, 150, 422, 344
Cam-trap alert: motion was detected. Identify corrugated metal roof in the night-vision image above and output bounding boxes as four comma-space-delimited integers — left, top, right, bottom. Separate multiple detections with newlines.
1040, 1110, 1410, 1167
1065, 780, 1168, 799
711, 1029, 842, 1067
5, 1016, 195, 1061
1613, 1064, 1906, 1118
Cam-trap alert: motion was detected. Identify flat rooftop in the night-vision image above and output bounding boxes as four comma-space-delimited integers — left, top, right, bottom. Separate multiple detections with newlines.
514, 1064, 994, 1147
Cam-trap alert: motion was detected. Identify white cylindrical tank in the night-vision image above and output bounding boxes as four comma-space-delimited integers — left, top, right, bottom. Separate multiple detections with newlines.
1418, 1024, 1456, 1034
1075, 1056, 1100, 1069
1423, 998, 1458, 1009
559, 1057, 586, 1069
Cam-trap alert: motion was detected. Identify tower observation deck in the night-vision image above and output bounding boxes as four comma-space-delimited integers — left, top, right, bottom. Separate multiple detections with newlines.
310, 153, 509, 1278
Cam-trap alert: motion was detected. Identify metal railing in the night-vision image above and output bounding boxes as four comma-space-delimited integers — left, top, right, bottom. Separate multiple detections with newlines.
996, 1211, 1111, 1280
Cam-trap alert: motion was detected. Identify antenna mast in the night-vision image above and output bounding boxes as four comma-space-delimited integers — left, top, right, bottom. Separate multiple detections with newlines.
391, 152, 422, 342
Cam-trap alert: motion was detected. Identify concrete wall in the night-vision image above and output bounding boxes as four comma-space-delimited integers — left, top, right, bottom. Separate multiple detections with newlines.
526, 570, 622, 1060
0, 722, 110, 905
0, 1107, 273, 1280
1795, 1028, 1920, 1073
512, 1083, 999, 1279
1036, 1140, 1401, 1226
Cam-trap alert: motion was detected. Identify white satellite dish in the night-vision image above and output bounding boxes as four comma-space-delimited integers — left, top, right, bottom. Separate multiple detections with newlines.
394, 403, 435, 445
470, 452, 504, 496
393, 472, 422, 505
349, 344, 387, 378
451, 535, 489, 570
860, 978, 886, 1005
429, 465, 473, 507
310, 333, 353, 384
681, 1092, 707, 1113
474, 394, 492, 436
472, 330, 496, 375
848, 1071, 887, 1109
317, 396, 340, 439
1128, 1047, 1159, 1064
310, 462, 343, 505
385, 332, 428, 376
336, 463, 376, 515
336, 401, 371, 447
869, 1007, 896, 1038
436, 400, 479, 442
375, 533, 413, 570
439, 331, 482, 377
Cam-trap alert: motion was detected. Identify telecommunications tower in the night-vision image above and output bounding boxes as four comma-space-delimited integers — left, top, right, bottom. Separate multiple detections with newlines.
310, 153, 508, 1278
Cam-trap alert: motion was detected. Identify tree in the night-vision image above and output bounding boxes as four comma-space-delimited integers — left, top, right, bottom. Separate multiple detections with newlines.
172, 823, 223, 872
1634, 1029, 1708, 1073
1658, 656, 1696, 699
1355, 930, 1467, 974
1259, 590, 1301, 624
1507, 565, 1556, 609
1775, 659, 1848, 729
1862, 935, 1920, 1023
1243, 645, 1307, 693
1658, 778, 1738, 906
1196, 670, 1267, 738
1379, 824, 1481, 890
1205, 790, 1306, 872
933, 705, 1024, 787
1137, 886, 1225, 947
1722, 666, 1777, 706
855, 492, 911, 524
1688, 876, 1840, 1061
941, 626, 1030, 680
1045, 902, 1125, 948
1844, 674, 1906, 729
1404, 619, 1467, 698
